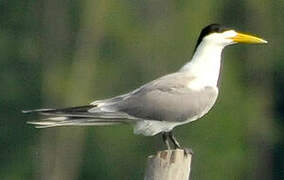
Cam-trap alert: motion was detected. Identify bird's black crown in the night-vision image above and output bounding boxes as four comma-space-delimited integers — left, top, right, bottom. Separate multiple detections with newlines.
194, 24, 230, 51
201, 24, 229, 36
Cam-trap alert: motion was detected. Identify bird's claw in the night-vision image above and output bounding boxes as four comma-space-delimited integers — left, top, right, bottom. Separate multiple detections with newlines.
182, 147, 194, 156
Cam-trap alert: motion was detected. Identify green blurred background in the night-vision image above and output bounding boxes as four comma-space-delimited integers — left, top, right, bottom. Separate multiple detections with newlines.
1, 0, 284, 179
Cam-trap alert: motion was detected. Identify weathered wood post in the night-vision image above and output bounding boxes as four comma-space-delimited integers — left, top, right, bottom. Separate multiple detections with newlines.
144, 149, 192, 180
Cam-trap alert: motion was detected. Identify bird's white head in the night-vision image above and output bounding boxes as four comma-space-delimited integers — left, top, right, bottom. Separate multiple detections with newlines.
180, 24, 267, 87
194, 24, 267, 50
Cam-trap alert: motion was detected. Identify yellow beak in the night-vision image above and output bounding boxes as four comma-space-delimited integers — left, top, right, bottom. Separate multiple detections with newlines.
231, 32, 268, 44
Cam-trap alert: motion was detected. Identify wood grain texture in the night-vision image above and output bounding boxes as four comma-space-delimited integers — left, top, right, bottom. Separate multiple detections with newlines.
144, 149, 192, 180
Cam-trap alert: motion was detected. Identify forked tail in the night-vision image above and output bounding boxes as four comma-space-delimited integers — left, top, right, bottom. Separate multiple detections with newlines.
23, 105, 135, 128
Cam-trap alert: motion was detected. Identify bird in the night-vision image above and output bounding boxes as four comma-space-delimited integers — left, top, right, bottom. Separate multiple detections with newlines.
23, 24, 267, 150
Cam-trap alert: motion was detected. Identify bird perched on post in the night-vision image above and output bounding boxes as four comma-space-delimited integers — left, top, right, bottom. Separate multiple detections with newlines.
23, 24, 267, 150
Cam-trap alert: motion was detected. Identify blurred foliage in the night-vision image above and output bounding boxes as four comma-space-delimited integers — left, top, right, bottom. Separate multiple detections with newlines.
0, 0, 283, 179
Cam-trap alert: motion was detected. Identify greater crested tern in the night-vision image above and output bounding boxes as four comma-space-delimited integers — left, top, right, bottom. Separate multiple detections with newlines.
24, 24, 267, 150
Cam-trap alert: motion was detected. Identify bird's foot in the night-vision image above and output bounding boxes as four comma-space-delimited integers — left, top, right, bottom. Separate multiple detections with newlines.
182, 147, 194, 156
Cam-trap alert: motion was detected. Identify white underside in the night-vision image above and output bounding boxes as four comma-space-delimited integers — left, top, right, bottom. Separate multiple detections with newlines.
133, 116, 199, 136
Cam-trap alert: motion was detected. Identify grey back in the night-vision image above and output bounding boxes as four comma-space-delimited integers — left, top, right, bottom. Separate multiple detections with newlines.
111, 73, 218, 122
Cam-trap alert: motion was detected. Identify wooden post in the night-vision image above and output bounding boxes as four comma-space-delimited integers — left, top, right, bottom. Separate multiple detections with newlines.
144, 149, 192, 180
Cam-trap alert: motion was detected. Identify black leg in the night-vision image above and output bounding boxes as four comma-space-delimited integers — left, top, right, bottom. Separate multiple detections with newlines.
169, 131, 194, 155
162, 132, 171, 150
169, 131, 181, 149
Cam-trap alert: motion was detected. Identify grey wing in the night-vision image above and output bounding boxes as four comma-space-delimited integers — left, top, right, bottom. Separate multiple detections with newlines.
25, 73, 218, 128
111, 73, 219, 122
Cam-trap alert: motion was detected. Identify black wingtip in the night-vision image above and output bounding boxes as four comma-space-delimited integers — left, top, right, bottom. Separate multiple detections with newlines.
22, 109, 54, 114
22, 105, 95, 114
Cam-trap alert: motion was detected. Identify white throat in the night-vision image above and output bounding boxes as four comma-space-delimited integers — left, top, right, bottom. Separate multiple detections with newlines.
179, 40, 226, 87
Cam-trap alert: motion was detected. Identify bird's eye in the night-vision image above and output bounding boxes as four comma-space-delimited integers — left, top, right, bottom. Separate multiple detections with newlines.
217, 27, 230, 33
215, 27, 222, 32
